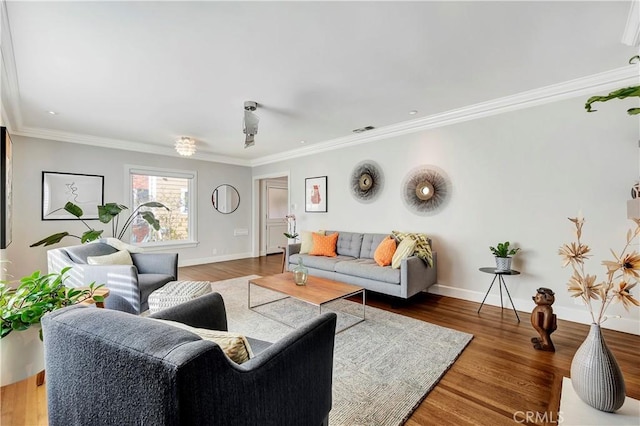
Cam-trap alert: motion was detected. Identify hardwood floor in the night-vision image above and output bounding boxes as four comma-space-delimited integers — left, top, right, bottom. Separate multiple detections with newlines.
2, 254, 639, 425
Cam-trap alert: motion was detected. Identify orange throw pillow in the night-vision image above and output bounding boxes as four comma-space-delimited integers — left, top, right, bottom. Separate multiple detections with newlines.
309, 232, 338, 257
374, 236, 397, 267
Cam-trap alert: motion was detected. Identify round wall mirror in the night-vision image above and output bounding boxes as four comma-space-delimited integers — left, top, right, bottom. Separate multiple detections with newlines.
212, 184, 240, 214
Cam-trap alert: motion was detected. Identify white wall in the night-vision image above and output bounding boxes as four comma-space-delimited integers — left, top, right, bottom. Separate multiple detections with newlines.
252, 96, 640, 334
6, 136, 253, 279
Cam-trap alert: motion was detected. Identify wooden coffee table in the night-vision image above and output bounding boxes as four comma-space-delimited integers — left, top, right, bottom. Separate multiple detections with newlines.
248, 273, 365, 333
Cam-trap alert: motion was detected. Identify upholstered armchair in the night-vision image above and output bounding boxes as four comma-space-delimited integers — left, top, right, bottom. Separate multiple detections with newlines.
42, 293, 337, 426
47, 242, 177, 314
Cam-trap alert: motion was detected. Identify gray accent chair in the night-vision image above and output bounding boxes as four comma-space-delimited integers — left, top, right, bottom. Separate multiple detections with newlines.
42, 293, 337, 426
47, 242, 178, 314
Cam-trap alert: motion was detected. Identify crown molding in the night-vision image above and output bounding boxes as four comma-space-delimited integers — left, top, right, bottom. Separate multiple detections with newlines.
251, 65, 639, 167
13, 126, 252, 166
622, 0, 640, 46
10, 64, 638, 169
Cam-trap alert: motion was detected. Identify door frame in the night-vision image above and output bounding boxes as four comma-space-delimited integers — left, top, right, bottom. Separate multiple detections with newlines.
251, 171, 290, 257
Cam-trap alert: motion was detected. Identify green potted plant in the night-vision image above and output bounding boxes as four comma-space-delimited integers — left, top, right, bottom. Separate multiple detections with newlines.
0, 267, 103, 386
30, 201, 169, 247
489, 241, 521, 272
584, 55, 639, 116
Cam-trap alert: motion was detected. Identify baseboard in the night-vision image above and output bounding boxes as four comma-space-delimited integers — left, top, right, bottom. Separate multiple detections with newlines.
179, 252, 253, 267
428, 284, 640, 336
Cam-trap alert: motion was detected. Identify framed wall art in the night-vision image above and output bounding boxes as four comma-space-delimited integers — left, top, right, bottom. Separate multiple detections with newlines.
305, 176, 327, 213
1, 127, 12, 248
42, 171, 104, 220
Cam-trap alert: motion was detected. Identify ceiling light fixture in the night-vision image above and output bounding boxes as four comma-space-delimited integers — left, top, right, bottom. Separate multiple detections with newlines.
243, 101, 259, 149
47, 111, 58, 115
175, 136, 196, 156
409, 110, 418, 115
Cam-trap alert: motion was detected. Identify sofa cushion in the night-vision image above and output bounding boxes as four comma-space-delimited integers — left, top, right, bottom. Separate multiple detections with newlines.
309, 232, 338, 257
392, 231, 434, 267
359, 233, 390, 259
65, 243, 118, 264
290, 254, 355, 271
392, 237, 417, 269
374, 236, 396, 267
299, 230, 325, 254
87, 250, 134, 265
326, 231, 363, 258
334, 258, 400, 284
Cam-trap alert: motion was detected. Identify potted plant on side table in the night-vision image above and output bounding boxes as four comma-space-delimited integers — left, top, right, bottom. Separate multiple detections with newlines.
489, 241, 521, 272
0, 267, 103, 386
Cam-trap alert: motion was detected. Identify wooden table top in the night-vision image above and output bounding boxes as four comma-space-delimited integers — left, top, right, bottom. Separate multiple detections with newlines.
249, 273, 364, 306
77, 287, 110, 306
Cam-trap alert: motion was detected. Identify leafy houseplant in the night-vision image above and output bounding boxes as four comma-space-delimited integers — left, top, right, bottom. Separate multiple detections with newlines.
584, 55, 640, 116
30, 201, 169, 247
0, 267, 104, 339
489, 241, 520, 272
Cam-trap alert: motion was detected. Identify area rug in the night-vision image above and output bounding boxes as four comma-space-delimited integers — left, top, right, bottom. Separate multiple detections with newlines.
210, 276, 473, 426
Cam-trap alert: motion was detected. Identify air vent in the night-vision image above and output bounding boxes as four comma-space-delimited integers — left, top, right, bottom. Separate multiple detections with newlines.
352, 125, 375, 133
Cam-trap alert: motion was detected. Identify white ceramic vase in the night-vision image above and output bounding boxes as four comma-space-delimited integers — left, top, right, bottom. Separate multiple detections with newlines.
0, 325, 45, 386
494, 256, 512, 272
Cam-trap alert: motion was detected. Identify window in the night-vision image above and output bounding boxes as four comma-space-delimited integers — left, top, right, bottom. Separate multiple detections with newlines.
127, 166, 197, 246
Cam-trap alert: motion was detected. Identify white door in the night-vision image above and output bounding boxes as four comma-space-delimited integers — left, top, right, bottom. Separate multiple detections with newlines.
263, 181, 288, 255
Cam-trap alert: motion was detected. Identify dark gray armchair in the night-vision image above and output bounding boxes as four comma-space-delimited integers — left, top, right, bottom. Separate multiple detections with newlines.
42, 292, 337, 426
47, 242, 178, 314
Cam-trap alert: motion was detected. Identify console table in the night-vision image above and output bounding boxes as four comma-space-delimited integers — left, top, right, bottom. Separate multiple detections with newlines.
477, 267, 520, 322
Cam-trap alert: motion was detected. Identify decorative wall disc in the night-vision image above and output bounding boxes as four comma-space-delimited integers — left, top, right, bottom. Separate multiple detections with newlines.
401, 166, 450, 215
350, 160, 384, 203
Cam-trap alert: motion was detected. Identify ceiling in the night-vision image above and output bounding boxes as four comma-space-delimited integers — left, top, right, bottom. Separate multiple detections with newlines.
2, 1, 638, 165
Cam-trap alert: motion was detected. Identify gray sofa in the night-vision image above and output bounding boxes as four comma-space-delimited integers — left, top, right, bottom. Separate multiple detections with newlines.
287, 231, 437, 299
47, 242, 178, 314
42, 293, 337, 426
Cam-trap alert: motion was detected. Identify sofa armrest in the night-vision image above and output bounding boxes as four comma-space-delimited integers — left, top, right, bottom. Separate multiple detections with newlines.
287, 243, 301, 256
131, 253, 178, 278
286, 243, 301, 267
148, 292, 228, 331
401, 252, 437, 298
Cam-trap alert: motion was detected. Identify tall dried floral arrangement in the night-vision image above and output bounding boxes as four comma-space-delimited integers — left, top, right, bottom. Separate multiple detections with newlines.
559, 216, 640, 324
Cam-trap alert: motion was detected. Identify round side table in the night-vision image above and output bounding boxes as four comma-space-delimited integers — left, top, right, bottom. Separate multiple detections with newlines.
478, 267, 520, 322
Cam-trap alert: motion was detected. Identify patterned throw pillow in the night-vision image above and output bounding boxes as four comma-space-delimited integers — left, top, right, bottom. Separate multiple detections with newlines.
391, 231, 433, 267
309, 232, 338, 257
391, 237, 417, 269
374, 236, 397, 267
153, 319, 254, 364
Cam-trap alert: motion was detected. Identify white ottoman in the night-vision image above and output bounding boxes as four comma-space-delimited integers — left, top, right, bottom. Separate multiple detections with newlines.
148, 281, 212, 313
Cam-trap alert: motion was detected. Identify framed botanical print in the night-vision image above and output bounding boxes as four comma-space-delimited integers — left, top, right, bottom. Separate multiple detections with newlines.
305, 176, 327, 213
42, 171, 104, 220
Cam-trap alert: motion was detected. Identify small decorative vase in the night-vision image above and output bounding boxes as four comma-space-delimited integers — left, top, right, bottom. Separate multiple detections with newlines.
292, 258, 308, 286
570, 323, 626, 412
495, 256, 512, 272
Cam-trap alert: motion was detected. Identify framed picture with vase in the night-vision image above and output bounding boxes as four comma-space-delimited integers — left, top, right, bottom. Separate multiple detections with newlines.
305, 176, 327, 213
